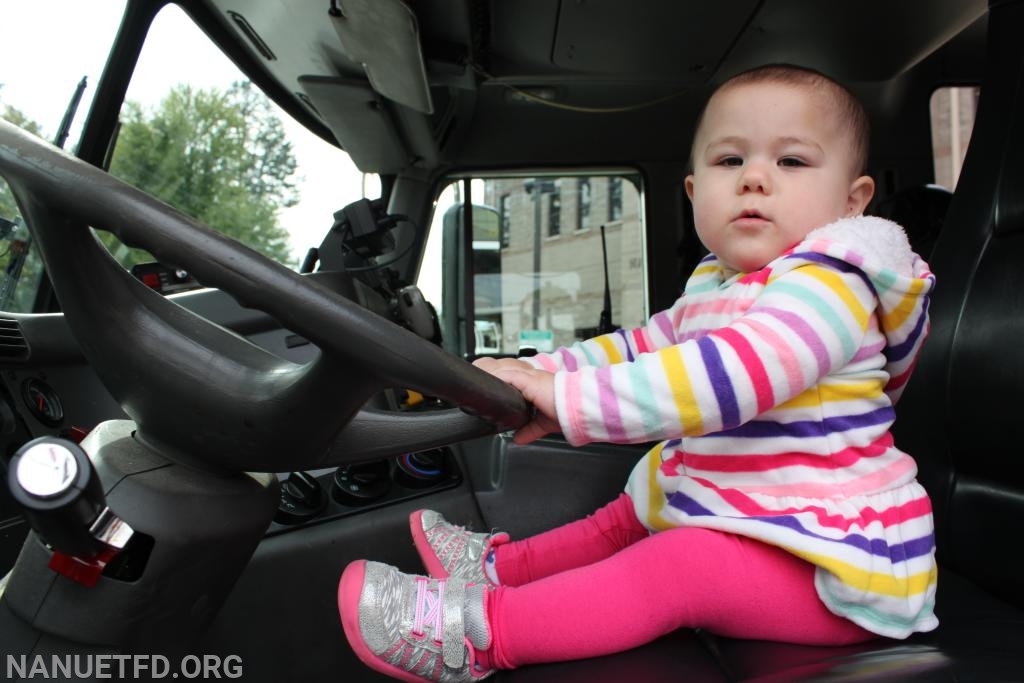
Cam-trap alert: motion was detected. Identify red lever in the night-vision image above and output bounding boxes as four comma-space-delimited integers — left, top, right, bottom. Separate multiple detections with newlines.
47, 546, 119, 588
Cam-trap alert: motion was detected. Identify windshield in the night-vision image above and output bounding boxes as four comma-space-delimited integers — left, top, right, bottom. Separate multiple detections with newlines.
0, 2, 378, 311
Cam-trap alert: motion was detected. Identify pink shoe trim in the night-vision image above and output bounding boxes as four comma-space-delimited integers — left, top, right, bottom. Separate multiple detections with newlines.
337, 560, 431, 683
410, 509, 451, 578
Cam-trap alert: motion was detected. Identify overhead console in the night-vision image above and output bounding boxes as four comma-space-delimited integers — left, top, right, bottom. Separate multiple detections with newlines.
211, 0, 466, 174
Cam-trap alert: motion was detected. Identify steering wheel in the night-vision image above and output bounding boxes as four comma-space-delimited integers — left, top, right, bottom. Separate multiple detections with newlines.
0, 119, 531, 473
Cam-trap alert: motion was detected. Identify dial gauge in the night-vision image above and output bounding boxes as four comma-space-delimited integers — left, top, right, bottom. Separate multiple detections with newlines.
21, 378, 64, 427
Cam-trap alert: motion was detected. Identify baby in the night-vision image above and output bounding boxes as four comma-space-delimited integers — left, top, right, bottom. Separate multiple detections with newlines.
338, 64, 937, 682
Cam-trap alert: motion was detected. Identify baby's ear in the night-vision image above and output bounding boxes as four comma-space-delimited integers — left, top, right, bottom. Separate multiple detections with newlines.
684, 175, 696, 201
847, 175, 875, 215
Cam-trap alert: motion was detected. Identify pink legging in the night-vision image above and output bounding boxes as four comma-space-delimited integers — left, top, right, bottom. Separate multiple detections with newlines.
484, 493, 874, 669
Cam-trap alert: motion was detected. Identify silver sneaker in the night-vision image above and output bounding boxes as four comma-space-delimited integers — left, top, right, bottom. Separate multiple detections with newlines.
410, 510, 509, 585
338, 560, 493, 682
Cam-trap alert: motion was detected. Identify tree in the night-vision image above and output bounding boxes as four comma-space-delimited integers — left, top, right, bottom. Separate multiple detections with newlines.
0, 81, 300, 311
107, 81, 299, 267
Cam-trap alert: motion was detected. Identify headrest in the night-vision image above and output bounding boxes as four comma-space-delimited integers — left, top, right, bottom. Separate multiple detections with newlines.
871, 184, 952, 259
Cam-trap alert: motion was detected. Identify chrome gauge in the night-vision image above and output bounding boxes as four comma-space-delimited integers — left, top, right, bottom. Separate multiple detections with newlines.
21, 378, 64, 427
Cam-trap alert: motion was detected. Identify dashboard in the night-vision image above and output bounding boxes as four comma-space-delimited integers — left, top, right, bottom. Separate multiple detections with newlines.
0, 256, 450, 575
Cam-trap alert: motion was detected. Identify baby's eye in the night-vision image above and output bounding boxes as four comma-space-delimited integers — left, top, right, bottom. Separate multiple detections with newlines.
716, 156, 743, 167
778, 157, 807, 167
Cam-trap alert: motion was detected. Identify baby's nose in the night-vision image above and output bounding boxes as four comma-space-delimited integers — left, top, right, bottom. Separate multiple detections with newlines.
739, 163, 771, 193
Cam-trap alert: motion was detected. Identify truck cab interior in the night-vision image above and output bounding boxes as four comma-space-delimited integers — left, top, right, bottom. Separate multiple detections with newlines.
1, 0, 1023, 680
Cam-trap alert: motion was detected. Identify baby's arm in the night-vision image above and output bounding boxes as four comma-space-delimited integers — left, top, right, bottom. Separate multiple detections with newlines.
555, 263, 881, 446
472, 295, 688, 443
474, 357, 559, 443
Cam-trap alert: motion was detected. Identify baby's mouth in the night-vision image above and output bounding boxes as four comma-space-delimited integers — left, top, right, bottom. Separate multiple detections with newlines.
734, 209, 770, 225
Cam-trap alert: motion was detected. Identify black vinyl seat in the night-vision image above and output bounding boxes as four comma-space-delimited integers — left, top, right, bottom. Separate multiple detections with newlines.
892, 0, 1024, 629
502, 1, 1024, 680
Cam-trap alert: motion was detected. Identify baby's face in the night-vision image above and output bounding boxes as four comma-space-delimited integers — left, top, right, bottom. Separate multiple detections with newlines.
686, 81, 873, 274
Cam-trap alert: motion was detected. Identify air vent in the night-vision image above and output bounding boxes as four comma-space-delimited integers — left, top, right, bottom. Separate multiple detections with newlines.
0, 318, 29, 359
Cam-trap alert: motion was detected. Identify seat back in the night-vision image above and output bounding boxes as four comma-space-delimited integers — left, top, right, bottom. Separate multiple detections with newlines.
893, 0, 1024, 608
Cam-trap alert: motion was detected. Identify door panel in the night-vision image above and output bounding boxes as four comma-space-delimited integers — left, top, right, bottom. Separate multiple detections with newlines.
459, 435, 648, 539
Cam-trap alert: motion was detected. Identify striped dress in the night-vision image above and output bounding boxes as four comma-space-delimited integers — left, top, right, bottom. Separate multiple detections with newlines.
526, 216, 938, 638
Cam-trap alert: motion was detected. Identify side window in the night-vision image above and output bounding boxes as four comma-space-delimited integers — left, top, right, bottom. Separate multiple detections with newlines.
104, 5, 368, 275
420, 173, 646, 357
929, 86, 980, 190
0, 171, 43, 313
0, 2, 127, 311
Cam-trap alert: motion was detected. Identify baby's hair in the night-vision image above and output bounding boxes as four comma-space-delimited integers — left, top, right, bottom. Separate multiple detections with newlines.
690, 64, 870, 176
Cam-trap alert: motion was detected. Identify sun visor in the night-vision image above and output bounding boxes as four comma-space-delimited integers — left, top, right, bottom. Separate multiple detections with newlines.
544, 1, 760, 79
328, 0, 433, 115
299, 76, 410, 173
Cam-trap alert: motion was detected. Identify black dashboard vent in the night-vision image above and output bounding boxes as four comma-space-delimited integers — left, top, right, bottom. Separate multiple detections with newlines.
0, 318, 29, 359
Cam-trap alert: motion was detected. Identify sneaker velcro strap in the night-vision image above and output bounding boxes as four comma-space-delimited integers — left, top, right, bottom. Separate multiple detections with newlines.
440, 579, 468, 669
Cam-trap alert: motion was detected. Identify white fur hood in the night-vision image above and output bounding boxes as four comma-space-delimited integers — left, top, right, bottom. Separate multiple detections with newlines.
803, 214, 922, 278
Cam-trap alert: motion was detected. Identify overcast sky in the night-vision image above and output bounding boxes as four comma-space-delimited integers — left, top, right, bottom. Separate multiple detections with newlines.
0, 1, 373, 266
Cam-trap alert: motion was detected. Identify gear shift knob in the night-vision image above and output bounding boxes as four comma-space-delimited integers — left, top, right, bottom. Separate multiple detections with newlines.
7, 437, 130, 561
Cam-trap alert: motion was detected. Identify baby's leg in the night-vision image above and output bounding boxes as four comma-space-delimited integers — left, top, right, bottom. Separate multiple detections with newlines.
486, 527, 874, 669
494, 492, 649, 586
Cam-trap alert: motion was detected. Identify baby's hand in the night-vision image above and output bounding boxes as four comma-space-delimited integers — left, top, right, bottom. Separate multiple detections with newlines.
473, 357, 560, 444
